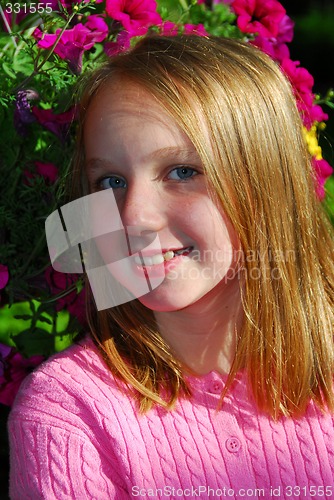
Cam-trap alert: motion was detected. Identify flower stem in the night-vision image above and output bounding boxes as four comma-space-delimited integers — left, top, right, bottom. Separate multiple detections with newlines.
11, 10, 77, 93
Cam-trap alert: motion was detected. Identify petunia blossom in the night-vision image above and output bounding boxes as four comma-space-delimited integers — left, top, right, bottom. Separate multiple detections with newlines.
32, 106, 76, 141
276, 14, 294, 44
24, 161, 59, 185
104, 30, 131, 57
312, 157, 333, 200
252, 14, 294, 62
159, 21, 179, 37
184, 24, 209, 36
34, 15, 108, 73
280, 58, 328, 128
232, 0, 286, 38
0, 265, 9, 290
105, 0, 162, 36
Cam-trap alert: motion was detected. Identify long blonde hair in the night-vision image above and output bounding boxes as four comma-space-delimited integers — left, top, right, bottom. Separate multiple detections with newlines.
72, 35, 334, 417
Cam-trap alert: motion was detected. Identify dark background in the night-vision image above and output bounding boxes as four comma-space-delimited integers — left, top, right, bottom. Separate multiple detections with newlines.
1, 0, 334, 497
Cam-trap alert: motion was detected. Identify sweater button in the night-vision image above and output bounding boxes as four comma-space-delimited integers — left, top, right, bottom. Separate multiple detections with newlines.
225, 437, 241, 453
209, 381, 223, 393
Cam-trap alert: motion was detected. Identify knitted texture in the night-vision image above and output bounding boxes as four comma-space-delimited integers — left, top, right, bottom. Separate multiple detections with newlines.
8, 338, 334, 499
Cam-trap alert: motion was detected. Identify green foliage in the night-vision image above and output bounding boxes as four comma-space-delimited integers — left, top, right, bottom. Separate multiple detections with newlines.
0, 300, 79, 356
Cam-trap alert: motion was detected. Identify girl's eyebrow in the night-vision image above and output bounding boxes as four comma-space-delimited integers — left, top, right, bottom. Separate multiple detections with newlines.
85, 158, 116, 172
86, 147, 201, 172
149, 146, 201, 162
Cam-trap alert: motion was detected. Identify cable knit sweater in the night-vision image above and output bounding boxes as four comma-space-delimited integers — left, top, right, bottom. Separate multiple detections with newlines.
8, 338, 334, 499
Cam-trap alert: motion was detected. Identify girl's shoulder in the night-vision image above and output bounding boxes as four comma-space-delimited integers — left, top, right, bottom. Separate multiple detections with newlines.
9, 336, 134, 433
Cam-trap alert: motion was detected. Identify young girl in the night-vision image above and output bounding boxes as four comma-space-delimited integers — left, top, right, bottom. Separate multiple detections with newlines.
9, 35, 334, 498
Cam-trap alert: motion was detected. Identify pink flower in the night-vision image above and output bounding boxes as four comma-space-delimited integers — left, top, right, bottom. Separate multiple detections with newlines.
251, 34, 290, 61
0, 265, 9, 290
184, 23, 209, 36
280, 58, 314, 100
0, 350, 44, 406
232, 0, 286, 38
45, 267, 86, 325
34, 15, 108, 73
105, 0, 162, 36
104, 30, 131, 57
308, 104, 329, 125
280, 58, 328, 128
159, 21, 179, 36
35, 161, 58, 183
312, 158, 333, 200
32, 106, 76, 140
276, 14, 294, 44
251, 14, 294, 63
24, 162, 59, 185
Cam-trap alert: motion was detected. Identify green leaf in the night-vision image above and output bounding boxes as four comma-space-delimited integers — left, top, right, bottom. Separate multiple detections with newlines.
0, 300, 77, 357
2, 62, 17, 80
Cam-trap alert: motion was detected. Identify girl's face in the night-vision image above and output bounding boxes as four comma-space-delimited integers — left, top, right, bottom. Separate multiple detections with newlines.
84, 81, 241, 312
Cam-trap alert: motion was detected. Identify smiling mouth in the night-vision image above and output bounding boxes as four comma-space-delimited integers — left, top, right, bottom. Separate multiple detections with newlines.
134, 246, 193, 266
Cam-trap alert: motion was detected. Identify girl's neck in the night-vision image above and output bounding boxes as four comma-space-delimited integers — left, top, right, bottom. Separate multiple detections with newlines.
154, 279, 243, 375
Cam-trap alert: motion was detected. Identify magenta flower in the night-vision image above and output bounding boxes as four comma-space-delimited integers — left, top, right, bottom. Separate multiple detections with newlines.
280, 58, 328, 128
307, 104, 329, 126
251, 34, 290, 62
312, 158, 333, 200
159, 21, 179, 36
252, 14, 294, 62
34, 15, 108, 73
232, 0, 286, 38
35, 161, 58, 184
24, 162, 59, 185
105, 0, 162, 36
104, 30, 131, 57
0, 265, 9, 290
184, 24, 209, 36
276, 14, 294, 44
45, 267, 86, 325
32, 106, 76, 140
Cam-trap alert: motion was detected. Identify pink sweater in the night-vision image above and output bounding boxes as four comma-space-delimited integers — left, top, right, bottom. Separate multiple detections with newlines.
8, 338, 334, 499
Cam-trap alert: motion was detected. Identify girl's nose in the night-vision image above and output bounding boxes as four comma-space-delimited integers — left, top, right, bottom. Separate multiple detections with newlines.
120, 182, 166, 232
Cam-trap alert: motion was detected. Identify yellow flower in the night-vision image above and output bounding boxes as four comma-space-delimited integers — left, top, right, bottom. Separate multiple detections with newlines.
303, 124, 323, 160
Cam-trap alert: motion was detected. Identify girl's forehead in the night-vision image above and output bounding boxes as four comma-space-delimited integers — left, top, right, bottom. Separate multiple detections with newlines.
89, 80, 160, 114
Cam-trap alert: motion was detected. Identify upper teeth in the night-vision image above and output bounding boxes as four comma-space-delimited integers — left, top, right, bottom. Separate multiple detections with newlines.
134, 250, 175, 266
133, 247, 192, 266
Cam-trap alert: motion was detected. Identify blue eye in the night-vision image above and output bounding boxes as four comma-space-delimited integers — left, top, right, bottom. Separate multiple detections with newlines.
168, 167, 198, 180
100, 176, 126, 190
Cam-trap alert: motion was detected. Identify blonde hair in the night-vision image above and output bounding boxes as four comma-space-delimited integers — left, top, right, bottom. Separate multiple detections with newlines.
72, 35, 334, 417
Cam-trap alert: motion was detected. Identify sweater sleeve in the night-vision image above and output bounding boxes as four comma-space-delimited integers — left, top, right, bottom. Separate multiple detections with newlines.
7, 341, 131, 500
8, 418, 128, 500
